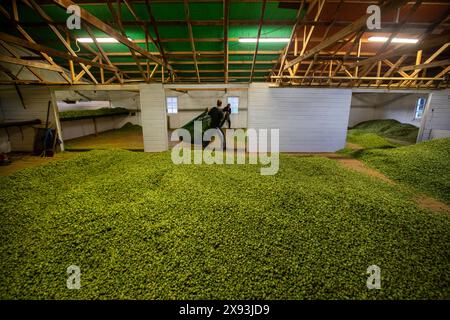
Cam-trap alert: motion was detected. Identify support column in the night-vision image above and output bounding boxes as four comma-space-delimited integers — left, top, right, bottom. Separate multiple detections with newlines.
139, 84, 168, 152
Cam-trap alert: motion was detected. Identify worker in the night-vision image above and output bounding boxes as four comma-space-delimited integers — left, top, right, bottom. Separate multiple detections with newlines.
221, 103, 231, 129
206, 100, 225, 148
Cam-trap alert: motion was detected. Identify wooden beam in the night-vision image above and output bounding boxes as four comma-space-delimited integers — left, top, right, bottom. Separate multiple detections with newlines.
107, 0, 147, 82
276, 0, 306, 77
0, 55, 65, 72
424, 65, 450, 86
383, 59, 410, 77
100, 58, 105, 83
294, 0, 326, 75
143, 0, 171, 71
84, 22, 123, 83
74, 56, 99, 81
400, 59, 450, 71
184, 0, 200, 83
0, 3, 71, 83
356, 0, 423, 84
66, 30, 75, 82
272, 75, 444, 81
406, 43, 450, 76
0, 33, 118, 72
349, 36, 450, 69
249, 0, 267, 82
122, 0, 159, 51
26, 0, 99, 83
0, 40, 44, 82
224, 0, 230, 83
283, 0, 409, 71
52, 0, 168, 69
149, 64, 158, 79
0, 64, 19, 80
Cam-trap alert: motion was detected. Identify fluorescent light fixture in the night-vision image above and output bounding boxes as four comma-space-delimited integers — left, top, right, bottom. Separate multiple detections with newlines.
238, 38, 290, 43
76, 37, 133, 43
368, 36, 418, 44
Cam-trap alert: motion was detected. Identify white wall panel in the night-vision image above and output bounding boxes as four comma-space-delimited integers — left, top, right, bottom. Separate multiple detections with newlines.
418, 90, 450, 142
0, 85, 53, 151
140, 84, 168, 152
248, 84, 352, 152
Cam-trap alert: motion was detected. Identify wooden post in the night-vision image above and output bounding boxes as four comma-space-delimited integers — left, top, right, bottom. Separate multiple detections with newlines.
50, 91, 64, 151
93, 118, 98, 136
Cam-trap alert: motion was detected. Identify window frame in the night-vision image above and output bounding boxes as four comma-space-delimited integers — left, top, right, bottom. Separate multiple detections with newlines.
227, 96, 239, 114
414, 97, 426, 120
166, 96, 178, 114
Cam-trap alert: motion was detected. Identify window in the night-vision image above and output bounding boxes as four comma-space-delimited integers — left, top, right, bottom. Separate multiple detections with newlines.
414, 97, 426, 119
166, 97, 178, 114
227, 96, 239, 113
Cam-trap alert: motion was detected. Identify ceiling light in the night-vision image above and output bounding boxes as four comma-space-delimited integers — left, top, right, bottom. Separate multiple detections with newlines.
368, 36, 418, 44
238, 38, 290, 43
76, 37, 132, 43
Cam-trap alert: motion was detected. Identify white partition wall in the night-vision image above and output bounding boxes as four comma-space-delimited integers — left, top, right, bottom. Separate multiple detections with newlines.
418, 89, 450, 142
248, 84, 352, 152
0, 85, 53, 152
140, 84, 168, 152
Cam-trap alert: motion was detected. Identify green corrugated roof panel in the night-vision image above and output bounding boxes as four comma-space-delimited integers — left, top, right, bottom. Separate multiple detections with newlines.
0, 2, 309, 83
189, 2, 223, 20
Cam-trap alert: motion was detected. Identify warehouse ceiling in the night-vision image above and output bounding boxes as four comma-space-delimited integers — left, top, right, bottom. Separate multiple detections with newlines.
0, 0, 449, 88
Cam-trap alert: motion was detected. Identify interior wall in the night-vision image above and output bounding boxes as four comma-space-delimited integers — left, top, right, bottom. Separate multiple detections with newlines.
165, 89, 248, 129
248, 84, 352, 152
140, 84, 168, 152
348, 94, 376, 127
349, 92, 428, 127
55, 90, 141, 140
418, 90, 450, 142
0, 85, 53, 152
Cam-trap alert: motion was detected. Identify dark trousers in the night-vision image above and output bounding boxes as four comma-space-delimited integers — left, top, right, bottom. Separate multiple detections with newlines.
221, 113, 231, 129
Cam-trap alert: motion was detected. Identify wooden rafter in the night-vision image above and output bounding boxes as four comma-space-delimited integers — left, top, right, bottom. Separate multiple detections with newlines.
283, 0, 410, 71
0, 3, 71, 83
224, 0, 230, 83
106, 0, 147, 82
276, 0, 306, 78
0, 63, 19, 80
0, 54, 65, 72
25, 0, 99, 84
184, 0, 200, 83
144, 0, 172, 75
293, 0, 325, 76
74, 56, 99, 81
355, 0, 423, 85
0, 33, 118, 72
53, 0, 169, 70
400, 58, 450, 71
249, 0, 267, 82
84, 23, 124, 83
0, 40, 44, 82
349, 36, 450, 69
